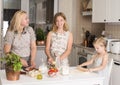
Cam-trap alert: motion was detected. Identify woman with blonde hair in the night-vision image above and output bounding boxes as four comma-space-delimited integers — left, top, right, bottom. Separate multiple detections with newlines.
4, 10, 36, 70
45, 12, 73, 67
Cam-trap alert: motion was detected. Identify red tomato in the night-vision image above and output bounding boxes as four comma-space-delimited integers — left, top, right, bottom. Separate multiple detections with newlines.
54, 69, 58, 72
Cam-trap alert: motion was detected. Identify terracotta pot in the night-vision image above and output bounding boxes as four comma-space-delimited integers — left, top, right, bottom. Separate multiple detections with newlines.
5, 66, 20, 81
37, 41, 45, 45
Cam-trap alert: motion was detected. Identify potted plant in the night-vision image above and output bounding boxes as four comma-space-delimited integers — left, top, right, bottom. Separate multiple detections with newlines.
36, 28, 45, 45
0, 52, 22, 81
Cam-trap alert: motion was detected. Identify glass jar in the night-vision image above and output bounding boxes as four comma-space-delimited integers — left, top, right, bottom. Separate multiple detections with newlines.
61, 63, 69, 75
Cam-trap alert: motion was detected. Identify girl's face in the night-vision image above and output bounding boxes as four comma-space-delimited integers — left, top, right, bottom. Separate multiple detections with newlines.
94, 44, 105, 53
21, 14, 29, 27
55, 16, 65, 29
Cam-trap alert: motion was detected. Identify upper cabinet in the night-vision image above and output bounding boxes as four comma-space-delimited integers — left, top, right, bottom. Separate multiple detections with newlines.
92, 0, 120, 23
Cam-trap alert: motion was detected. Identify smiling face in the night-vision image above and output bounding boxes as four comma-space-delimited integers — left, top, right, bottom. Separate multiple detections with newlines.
55, 16, 65, 29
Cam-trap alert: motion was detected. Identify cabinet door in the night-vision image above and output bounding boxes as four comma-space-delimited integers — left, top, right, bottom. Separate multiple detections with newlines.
92, 0, 120, 23
111, 63, 120, 85
107, 0, 120, 22
69, 46, 78, 66
92, 0, 107, 23
87, 54, 93, 68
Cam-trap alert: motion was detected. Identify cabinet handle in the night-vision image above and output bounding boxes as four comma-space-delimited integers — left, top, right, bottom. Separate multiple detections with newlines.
114, 62, 120, 66
104, 19, 106, 22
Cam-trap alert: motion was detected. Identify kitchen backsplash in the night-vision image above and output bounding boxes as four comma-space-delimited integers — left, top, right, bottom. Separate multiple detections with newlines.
105, 23, 120, 39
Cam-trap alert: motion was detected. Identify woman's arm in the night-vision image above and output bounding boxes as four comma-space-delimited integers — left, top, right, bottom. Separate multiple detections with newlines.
45, 32, 54, 63
4, 31, 14, 54
30, 41, 37, 67
4, 44, 11, 54
60, 32, 73, 60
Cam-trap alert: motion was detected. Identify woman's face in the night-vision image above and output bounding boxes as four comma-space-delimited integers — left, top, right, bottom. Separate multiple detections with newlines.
55, 16, 65, 29
21, 14, 29, 27
94, 44, 105, 53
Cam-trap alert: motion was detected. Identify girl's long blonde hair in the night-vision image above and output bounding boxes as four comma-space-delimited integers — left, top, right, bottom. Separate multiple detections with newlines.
8, 10, 27, 32
52, 12, 69, 32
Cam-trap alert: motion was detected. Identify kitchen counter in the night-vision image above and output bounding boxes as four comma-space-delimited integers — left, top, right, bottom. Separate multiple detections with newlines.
0, 67, 104, 85
73, 43, 96, 55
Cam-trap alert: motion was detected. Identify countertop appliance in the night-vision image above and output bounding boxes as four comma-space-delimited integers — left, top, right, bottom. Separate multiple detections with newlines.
105, 38, 120, 52
110, 40, 120, 54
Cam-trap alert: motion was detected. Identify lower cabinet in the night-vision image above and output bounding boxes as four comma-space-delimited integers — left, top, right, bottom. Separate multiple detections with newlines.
35, 46, 47, 69
110, 62, 120, 85
86, 54, 93, 68
68, 45, 88, 66
68, 46, 79, 66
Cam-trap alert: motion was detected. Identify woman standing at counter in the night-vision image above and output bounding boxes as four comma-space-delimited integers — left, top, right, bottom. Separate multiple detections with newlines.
45, 12, 73, 67
4, 10, 37, 69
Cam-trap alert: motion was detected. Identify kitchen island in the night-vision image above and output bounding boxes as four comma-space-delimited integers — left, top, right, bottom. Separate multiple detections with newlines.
0, 67, 104, 85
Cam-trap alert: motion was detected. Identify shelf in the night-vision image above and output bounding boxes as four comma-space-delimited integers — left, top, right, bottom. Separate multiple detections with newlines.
82, 11, 92, 16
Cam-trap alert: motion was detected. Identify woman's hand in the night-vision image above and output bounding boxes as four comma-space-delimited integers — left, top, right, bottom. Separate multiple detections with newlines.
20, 58, 28, 67
30, 60, 36, 68
48, 57, 54, 64
60, 56, 64, 61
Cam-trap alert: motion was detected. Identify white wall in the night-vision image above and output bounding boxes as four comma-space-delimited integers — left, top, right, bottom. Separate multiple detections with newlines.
0, 0, 3, 46
0, 0, 3, 69
3, 0, 21, 9
58, 0, 73, 32
57, 0, 105, 44
21, 0, 29, 16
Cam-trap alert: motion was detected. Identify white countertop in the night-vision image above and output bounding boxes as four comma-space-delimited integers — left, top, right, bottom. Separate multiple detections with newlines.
73, 43, 96, 54
0, 67, 104, 85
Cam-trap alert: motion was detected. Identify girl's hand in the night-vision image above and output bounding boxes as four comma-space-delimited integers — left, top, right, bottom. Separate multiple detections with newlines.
77, 66, 89, 72
20, 58, 28, 67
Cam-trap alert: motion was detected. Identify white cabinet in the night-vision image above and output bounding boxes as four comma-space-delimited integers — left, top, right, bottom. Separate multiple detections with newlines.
92, 0, 120, 23
69, 46, 79, 66
111, 62, 120, 85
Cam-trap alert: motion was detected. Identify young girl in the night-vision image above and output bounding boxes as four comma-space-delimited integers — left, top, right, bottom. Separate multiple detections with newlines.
77, 37, 108, 73
45, 12, 73, 67
4, 10, 37, 70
